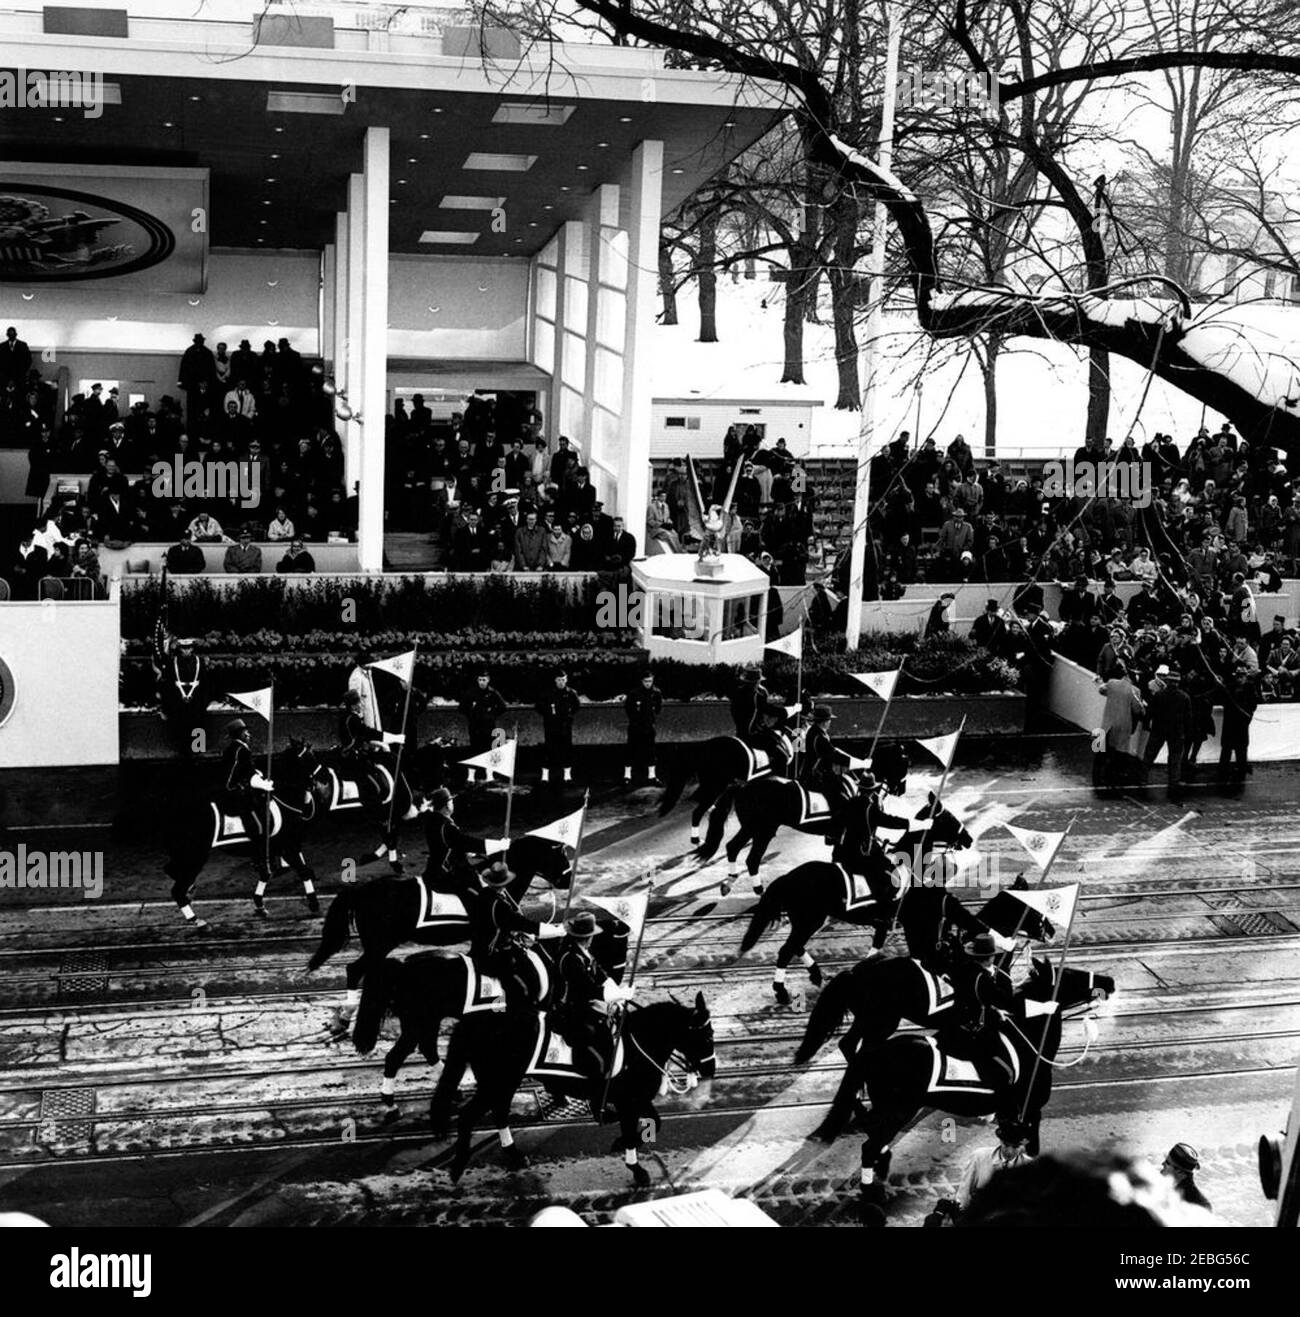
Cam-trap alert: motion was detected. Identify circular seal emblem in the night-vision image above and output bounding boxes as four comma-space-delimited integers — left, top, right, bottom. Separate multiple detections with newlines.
0, 655, 15, 727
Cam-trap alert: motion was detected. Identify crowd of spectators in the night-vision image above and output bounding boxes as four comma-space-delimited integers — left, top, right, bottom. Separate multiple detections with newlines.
3, 327, 356, 594
384, 393, 639, 575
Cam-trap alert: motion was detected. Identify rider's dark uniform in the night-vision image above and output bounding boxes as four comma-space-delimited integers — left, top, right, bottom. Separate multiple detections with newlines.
832, 790, 910, 904
422, 811, 489, 888
552, 935, 613, 1091
217, 737, 268, 874
935, 952, 1017, 1085
340, 708, 385, 758
730, 675, 769, 739
468, 882, 545, 1008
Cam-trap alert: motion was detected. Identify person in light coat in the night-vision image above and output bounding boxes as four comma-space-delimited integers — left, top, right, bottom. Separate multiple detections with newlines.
1094, 660, 1145, 789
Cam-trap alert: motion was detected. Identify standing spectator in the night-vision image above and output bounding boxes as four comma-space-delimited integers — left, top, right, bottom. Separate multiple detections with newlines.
10, 526, 48, 599
536, 669, 581, 786
1218, 665, 1259, 788
938, 506, 974, 577
549, 435, 577, 488
604, 517, 637, 570
971, 599, 1007, 653
545, 519, 572, 569
1018, 602, 1057, 730
1096, 662, 1145, 789
1142, 665, 1192, 802
623, 668, 663, 784
513, 509, 547, 571
460, 667, 507, 766
0, 325, 32, 385
925, 592, 955, 638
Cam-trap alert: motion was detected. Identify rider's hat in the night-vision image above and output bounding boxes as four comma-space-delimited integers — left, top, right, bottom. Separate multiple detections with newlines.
429, 787, 453, 810
968, 932, 999, 961
811, 705, 834, 723
481, 860, 512, 886
1165, 1142, 1200, 1172
739, 667, 761, 683
344, 689, 362, 705
567, 911, 599, 938
226, 718, 248, 736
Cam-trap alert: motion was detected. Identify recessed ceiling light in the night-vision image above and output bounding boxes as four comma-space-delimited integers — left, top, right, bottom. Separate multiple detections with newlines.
597, 141, 609, 148
53, 115, 63, 123
577, 164, 589, 171
262, 199, 272, 205
163, 121, 175, 128
543, 204, 553, 210
274, 126, 284, 133
419, 133, 430, 140
407, 157, 417, 163
671, 168, 685, 174
440, 196, 506, 211
619, 116, 632, 123
270, 153, 280, 159
265, 177, 276, 183
723, 120, 736, 127
190, 95, 201, 102
419, 230, 480, 245
514, 237, 524, 243
559, 186, 570, 192
260, 219, 268, 225
493, 102, 576, 126
432, 107, 444, 114
398, 179, 408, 185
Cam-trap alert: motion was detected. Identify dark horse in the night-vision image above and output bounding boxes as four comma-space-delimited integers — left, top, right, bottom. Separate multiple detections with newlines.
813, 957, 1115, 1210
658, 727, 798, 845
737, 796, 974, 1001
350, 931, 629, 1110
306, 835, 573, 1030
794, 945, 1114, 1065
431, 993, 716, 1187
163, 740, 324, 928
700, 744, 911, 893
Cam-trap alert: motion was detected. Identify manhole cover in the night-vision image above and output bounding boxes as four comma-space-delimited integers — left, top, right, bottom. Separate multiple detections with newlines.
37, 1087, 96, 1146
58, 951, 109, 999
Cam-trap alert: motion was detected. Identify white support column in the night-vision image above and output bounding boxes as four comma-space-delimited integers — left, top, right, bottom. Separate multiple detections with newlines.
583, 183, 619, 491
333, 213, 349, 400
321, 242, 337, 374
549, 220, 586, 446
357, 126, 390, 573
344, 177, 365, 493
618, 139, 663, 535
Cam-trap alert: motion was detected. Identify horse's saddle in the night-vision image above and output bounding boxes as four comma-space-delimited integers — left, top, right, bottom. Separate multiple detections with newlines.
415, 875, 470, 931
924, 1030, 1020, 1096
911, 959, 958, 1018
460, 948, 553, 1014
527, 1014, 625, 1081
326, 763, 394, 811
836, 863, 881, 915
737, 740, 772, 780
209, 800, 282, 849
798, 786, 835, 824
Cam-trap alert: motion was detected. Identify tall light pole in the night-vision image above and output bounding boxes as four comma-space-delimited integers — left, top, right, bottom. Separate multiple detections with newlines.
846, 2, 901, 647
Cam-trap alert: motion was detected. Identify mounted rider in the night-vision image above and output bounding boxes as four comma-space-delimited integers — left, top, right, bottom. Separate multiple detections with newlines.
801, 706, 867, 847
731, 668, 799, 763
468, 859, 565, 1010
832, 773, 913, 903
338, 688, 398, 760
934, 932, 1021, 1086
551, 910, 635, 1115
420, 787, 508, 890
216, 718, 273, 858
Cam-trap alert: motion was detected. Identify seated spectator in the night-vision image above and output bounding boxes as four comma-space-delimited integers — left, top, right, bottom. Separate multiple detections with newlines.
276, 538, 316, 574
267, 506, 295, 541
1129, 546, 1157, 583
165, 529, 205, 574
223, 527, 263, 574
70, 538, 106, 598
489, 538, 513, 573
188, 509, 227, 542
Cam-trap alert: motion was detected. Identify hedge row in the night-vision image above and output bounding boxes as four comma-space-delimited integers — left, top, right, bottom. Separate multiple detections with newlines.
123, 632, 1019, 708
121, 573, 602, 639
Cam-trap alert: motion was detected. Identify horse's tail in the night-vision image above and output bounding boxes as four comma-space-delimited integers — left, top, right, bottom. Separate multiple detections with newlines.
795, 968, 856, 1064
352, 952, 395, 1055
698, 782, 738, 859
738, 877, 785, 955
308, 887, 353, 972
657, 751, 693, 816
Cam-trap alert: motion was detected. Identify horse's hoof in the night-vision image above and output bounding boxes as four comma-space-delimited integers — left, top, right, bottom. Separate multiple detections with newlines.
808, 962, 823, 987
773, 982, 792, 1007
305, 896, 321, 915
630, 1163, 651, 1188
808, 1123, 838, 1145
253, 900, 268, 919
448, 1156, 468, 1184
188, 919, 211, 935
503, 1145, 529, 1172
381, 1105, 401, 1125
860, 1180, 887, 1207
859, 1201, 887, 1227
380, 1090, 396, 1108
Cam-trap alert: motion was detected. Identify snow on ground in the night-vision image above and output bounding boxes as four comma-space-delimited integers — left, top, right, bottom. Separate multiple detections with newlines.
649, 280, 1300, 455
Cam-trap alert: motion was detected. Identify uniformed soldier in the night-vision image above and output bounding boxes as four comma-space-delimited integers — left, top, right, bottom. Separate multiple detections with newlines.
536, 669, 581, 786
420, 787, 508, 889
460, 667, 507, 776
153, 630, 210, 758
624, 668, 664, 784
551, 911, 635, 1114
216, 718, 274, 905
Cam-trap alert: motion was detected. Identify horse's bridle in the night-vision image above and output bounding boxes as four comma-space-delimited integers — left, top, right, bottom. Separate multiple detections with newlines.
628, 1014, 715, 1093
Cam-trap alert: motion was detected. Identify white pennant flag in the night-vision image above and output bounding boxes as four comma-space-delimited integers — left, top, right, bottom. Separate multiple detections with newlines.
1006, 883, 1079, 929
368, 650, 415, 686
764, 627, 803, 660
228, 687, 273, 722
528, 803, 587, 848
460, 739, 516, 780
1006, 823, 1068, 873
851, 668, 901, 701
585, 891, 649, 942
916, 728, 960, 770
